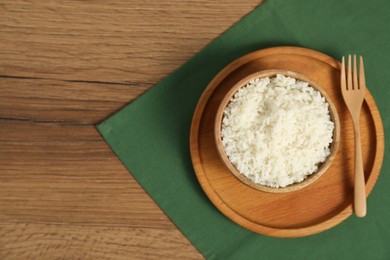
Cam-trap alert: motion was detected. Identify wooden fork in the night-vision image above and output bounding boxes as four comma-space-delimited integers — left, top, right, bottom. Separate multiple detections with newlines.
341, 55, 366, 217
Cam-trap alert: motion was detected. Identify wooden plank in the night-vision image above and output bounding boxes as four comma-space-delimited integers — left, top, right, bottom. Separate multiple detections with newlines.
0, 223, 201, 259
0, 120, 175, 228
0, 119, 203, 258
0, 77, 147, 124
0, 0, 262, 84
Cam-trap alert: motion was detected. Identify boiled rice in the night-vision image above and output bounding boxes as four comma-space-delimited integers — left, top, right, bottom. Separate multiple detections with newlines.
221, 74, 334, 188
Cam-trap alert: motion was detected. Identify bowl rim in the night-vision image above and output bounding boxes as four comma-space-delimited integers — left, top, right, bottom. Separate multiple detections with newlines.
214, 69, 341, 193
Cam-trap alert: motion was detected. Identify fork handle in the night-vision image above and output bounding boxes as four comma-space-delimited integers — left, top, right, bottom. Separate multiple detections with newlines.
353, 119, 366, 217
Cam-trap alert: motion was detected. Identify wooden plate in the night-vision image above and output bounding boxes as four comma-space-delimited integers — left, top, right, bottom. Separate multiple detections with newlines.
190, 46, 384, 238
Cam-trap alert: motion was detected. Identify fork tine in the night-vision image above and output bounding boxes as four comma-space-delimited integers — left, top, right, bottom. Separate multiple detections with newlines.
359, 56, 366, 92
353, 55, 358, 90
347, 55, 352, 90
341, 56, 346, 90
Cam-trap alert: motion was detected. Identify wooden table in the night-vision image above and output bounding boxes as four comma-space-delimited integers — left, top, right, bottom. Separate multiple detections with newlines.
0, 1, 263, 258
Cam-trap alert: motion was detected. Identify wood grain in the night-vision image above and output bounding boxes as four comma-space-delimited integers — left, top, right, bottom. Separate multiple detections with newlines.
0, 0, 262, 84
0, 223, 199, 260
0, 0, 264, 258
0, 77, 147, 124
0, 120, 172, 228
190, 46, 384, 237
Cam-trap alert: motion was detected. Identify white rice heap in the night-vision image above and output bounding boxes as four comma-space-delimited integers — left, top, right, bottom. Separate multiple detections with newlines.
221, 74, 334, 188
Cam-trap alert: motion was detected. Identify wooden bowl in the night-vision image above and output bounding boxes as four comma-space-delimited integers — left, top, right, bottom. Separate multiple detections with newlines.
214, 69, 341, 193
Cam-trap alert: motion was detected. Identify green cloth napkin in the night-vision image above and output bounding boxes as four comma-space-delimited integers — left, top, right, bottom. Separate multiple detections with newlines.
98, 0, 390, 259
